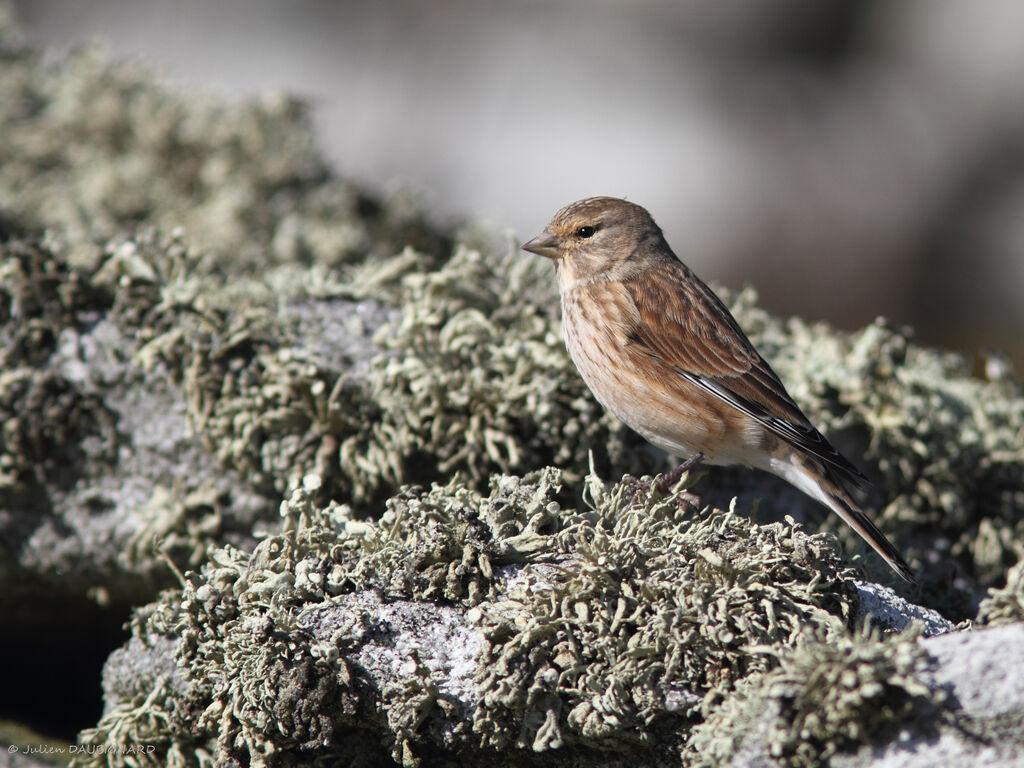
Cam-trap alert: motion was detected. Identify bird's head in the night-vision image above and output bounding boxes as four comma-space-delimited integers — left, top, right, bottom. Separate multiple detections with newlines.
522, 196, 666, 286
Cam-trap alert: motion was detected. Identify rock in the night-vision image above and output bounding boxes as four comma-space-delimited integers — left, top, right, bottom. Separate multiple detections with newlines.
82, 476, 970, 768
854, 581, 956, 637
831, 623, 1024, 768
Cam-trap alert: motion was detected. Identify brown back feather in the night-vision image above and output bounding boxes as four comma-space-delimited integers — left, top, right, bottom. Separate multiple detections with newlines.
620, 244, 869, 491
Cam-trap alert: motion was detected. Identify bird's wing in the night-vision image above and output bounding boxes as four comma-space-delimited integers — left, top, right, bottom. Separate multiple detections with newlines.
620, 264, 869, 490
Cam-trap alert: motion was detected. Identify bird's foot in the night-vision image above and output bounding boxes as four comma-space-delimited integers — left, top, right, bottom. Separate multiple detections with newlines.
654, 453, 705, 495
626, 453, 704, 509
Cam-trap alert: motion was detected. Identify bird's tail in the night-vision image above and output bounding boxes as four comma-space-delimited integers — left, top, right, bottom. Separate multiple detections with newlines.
782, 457, 916, 583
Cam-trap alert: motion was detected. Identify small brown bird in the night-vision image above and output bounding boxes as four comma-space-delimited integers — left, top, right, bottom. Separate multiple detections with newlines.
523, 196, 914, 582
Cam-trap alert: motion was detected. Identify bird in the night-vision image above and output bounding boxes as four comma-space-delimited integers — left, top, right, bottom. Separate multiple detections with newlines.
522, 196, 914, 582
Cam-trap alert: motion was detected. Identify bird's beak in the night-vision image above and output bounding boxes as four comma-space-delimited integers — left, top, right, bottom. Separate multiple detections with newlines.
521, 230, 562, 259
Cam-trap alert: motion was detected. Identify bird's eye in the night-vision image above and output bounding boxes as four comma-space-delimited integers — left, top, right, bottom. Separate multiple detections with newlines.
575, 225, 596, 239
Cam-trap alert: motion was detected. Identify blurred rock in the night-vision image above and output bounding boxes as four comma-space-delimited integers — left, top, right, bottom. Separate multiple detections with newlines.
11, 0, 1024, 367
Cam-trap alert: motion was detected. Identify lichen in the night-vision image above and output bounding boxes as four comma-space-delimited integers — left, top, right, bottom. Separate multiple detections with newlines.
77, 469, 860, 768
0, 238, 120, 539
75, 667, 186, 768
686, 623, 944, 767
976, 556, 1024, 627
0, 36, 450, 274
86, 225, 650, 511
471, 470, 857, 755
5, 2, 1023, 624
0, 232, 275, 598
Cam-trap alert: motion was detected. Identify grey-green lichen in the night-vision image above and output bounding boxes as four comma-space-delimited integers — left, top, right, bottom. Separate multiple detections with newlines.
363, 244, 648, 496
88, 226, 647, 510
1, 0, 641, 530
0, 239, 116, 504
76, 469, 861, 768
0, 26, 450, 275
472, 469, 857, 755
976, 556, 1024, 627
686, 623, 944, 767
0, 233, 275, 599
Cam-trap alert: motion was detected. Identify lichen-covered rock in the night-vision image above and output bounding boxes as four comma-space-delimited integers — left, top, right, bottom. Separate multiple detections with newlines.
0, 0, 456, 611
832, 623, 1024, 768
0, 21, 450, 274
0, 235, 276, 606
686, 619, 1024, 768
686, 625, 943, 767
76, 471, 862, 768
5, 0, 1024, 622
0, 4, 643, 612
362, 245, 651, 501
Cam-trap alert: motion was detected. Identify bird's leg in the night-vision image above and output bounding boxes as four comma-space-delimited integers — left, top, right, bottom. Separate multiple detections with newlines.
625, 453, 704, 509
654, 452, 705, 496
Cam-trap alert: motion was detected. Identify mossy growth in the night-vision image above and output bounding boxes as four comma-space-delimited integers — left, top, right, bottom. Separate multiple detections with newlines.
76, 468, 861, 768
976, 556, 1024, 627
471, 469, 857, 756
687, 623, 944, 767
0, 231, 274, 591
0, 219, 649, 599
0, 237, 119, 522
3, 9, 1021, 765
363, 245, 650, 500
1, 10, 655, 608
0, 1, 646, 523
0, 14, 450, 275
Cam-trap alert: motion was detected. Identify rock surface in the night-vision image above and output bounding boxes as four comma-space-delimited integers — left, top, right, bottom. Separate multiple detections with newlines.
831, 624, 1024, 768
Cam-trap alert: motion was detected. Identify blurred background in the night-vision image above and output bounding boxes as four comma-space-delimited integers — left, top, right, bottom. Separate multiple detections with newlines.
12, 0, 1024, 369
